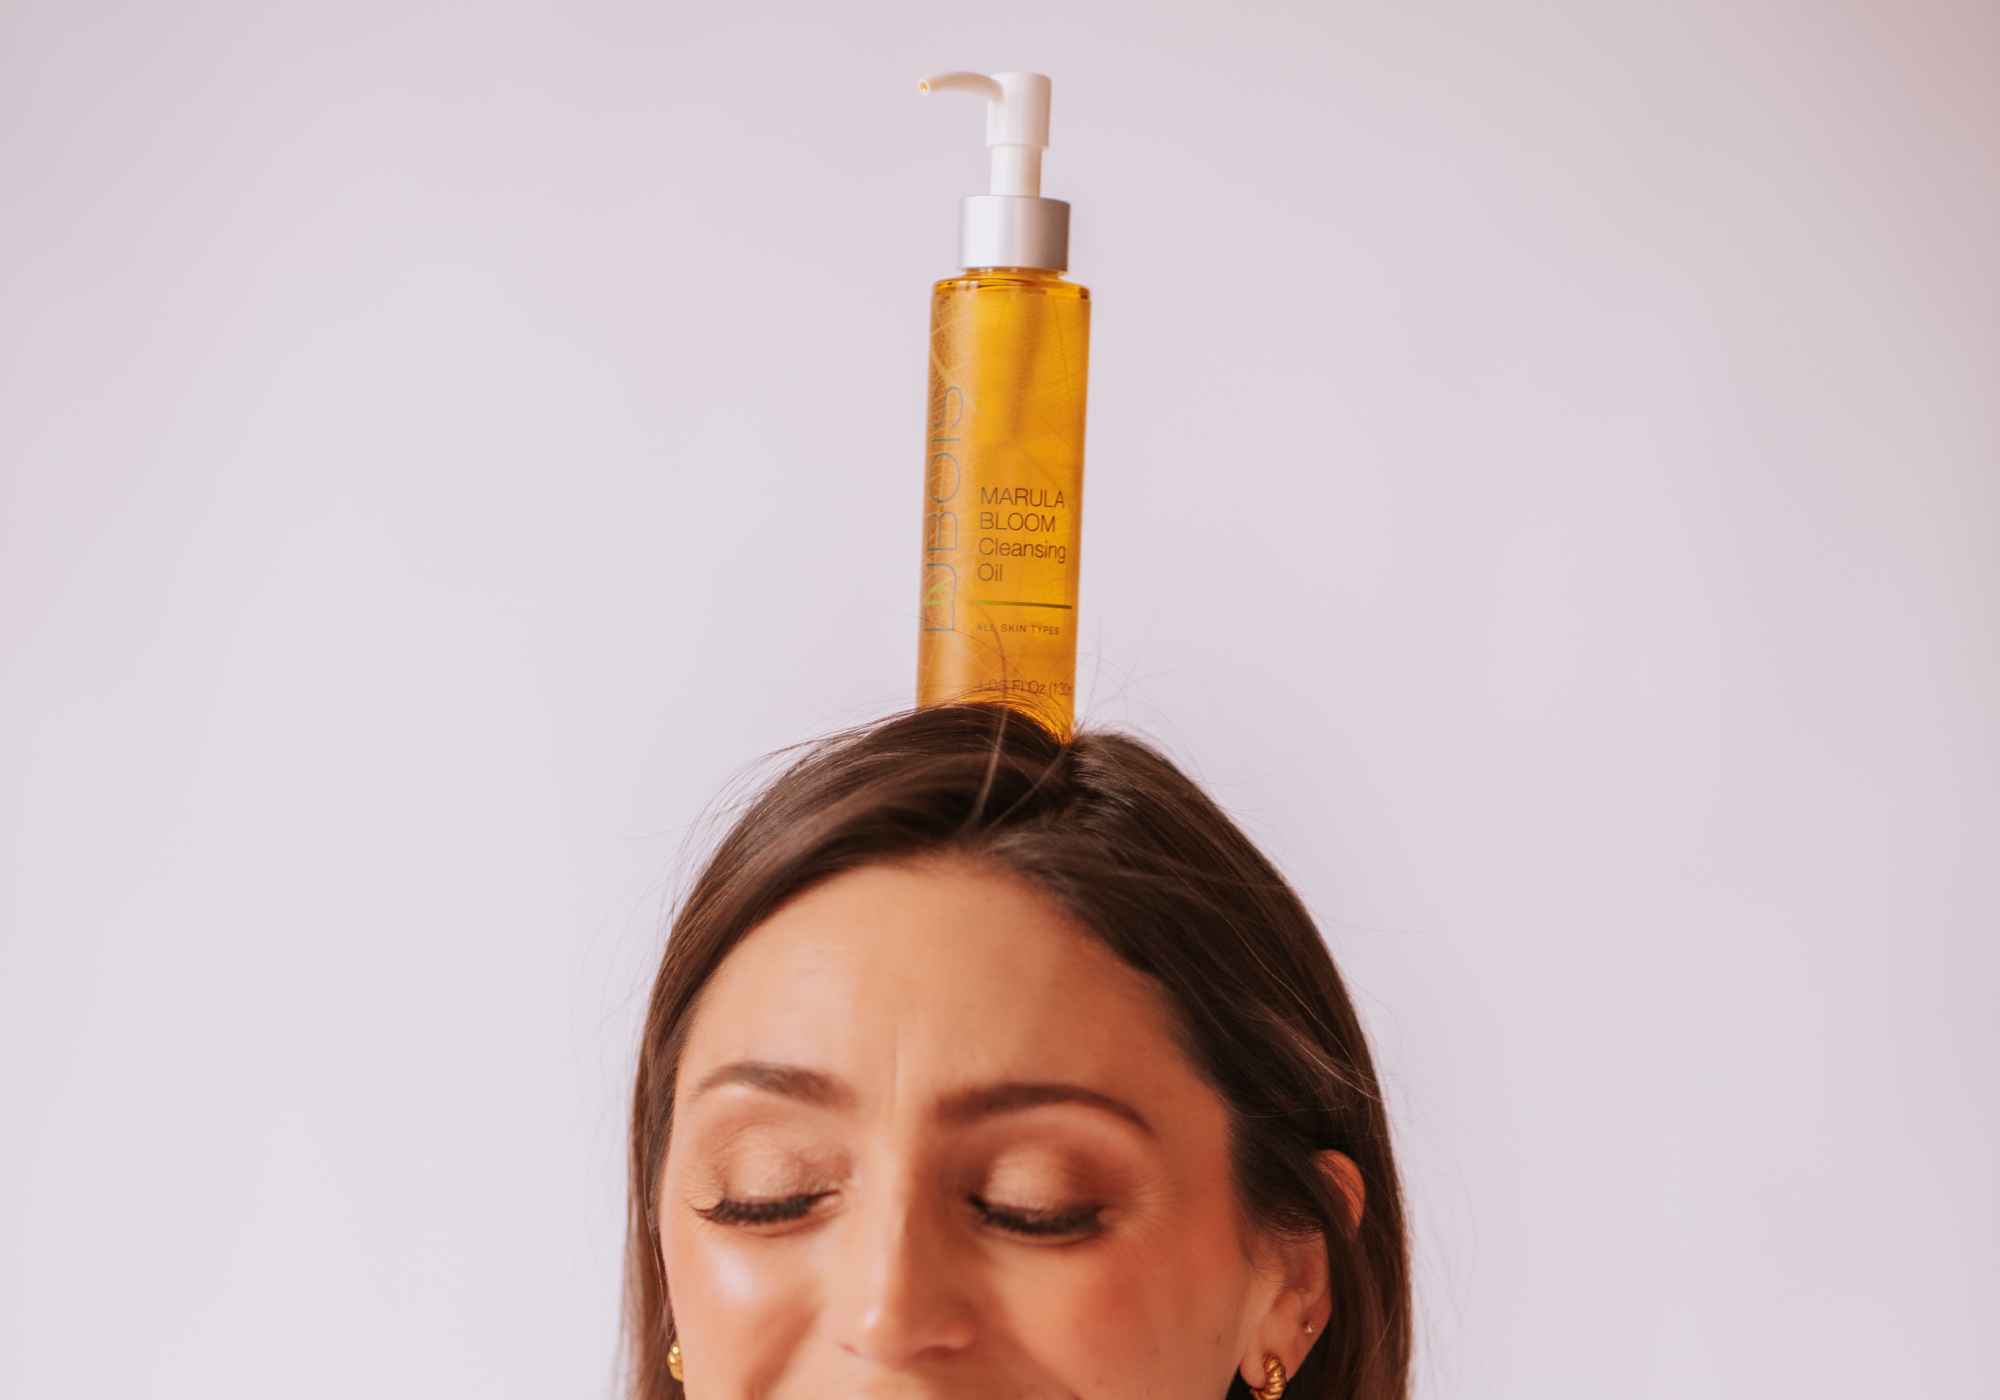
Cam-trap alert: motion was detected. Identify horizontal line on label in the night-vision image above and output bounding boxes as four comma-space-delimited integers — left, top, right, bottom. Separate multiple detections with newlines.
971, 599, 1074, 611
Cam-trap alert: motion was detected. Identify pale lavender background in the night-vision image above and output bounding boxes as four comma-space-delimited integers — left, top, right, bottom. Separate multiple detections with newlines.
2, 1, 1995, 1396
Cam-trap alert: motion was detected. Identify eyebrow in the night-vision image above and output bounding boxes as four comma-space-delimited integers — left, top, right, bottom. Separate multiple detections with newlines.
937, 1081, 1153, 1135
693, 1061, 855, 1109
692, 1063, 1151, 1135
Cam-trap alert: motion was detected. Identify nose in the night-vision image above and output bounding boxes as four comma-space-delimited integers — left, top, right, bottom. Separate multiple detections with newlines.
826, 1176, 979, 1368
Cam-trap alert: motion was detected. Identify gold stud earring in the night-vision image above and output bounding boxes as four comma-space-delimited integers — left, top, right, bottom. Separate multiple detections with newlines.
1253, 1354, 1288, 1399
1303, 1321, 1316, 1335
667, 1337, 684, 1383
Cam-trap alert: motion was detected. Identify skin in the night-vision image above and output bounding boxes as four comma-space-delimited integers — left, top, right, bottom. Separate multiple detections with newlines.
658, 860, 1362, 1400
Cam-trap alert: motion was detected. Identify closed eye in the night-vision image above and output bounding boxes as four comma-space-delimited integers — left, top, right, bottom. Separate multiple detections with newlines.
697, 1192, 834, 1226
970, 1195, 1104, 1239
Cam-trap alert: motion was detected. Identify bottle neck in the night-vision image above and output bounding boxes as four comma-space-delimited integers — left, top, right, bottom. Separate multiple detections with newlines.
958, 195, 1069, 274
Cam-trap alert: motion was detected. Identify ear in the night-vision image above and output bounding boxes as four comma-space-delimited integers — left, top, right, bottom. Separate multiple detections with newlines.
1236, 1151, 1365, 1391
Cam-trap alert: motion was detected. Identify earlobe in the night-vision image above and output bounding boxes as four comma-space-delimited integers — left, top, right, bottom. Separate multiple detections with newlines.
1319, 1149, 1365, 1233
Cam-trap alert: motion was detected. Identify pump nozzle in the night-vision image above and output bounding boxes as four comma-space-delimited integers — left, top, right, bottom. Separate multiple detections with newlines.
917, 72, 1001, 101
917, 70, 1069, 271
919, 71, 1051, 198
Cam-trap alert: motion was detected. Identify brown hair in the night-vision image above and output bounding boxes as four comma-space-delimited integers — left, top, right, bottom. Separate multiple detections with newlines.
625, 704, 1411, 1400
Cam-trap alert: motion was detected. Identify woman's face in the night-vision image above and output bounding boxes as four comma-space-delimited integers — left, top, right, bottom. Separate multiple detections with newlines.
658, 860, 1329, 1400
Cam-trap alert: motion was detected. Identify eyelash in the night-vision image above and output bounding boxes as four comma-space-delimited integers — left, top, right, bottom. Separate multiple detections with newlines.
970, 1196, 1104, 1238
694, 1192, 1104, 1238
697, 1192, 832, 1226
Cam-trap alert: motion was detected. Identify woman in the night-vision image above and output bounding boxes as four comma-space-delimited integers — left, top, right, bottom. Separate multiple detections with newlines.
625, 705, 1411, 1400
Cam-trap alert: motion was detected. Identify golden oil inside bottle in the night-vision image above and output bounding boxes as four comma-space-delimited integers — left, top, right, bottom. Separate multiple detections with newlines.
917, 267, 1090, 738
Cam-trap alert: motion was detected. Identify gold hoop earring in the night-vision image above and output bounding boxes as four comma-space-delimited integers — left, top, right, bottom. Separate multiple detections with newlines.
667, 1337, 684, 1383
1253, 1354, 1288, 1399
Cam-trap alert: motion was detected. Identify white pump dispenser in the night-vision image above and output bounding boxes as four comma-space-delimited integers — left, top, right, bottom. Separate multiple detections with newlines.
919, 70, 1070, 272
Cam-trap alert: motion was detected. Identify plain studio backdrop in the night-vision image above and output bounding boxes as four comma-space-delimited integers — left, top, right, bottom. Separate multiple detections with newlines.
2, 0, 1996, 1396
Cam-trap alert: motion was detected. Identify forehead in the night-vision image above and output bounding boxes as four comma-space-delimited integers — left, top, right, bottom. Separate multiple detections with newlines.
679, 861, 1190, 1106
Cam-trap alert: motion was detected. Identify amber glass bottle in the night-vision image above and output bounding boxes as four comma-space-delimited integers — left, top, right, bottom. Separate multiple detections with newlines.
917, 266, 1090, 737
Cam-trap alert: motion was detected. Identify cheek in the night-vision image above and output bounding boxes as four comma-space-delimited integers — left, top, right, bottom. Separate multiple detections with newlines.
995, 1177, 1256, 1393
661, 1198, 821, 1392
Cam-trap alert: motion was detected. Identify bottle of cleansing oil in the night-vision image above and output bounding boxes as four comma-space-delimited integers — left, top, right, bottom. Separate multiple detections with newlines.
914, 71, 1090, 738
